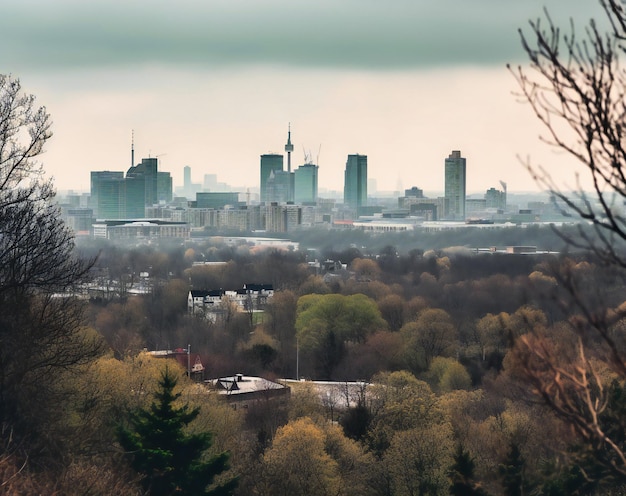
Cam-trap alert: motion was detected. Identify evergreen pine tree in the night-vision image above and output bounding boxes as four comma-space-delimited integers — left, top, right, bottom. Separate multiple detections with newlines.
118, 367, 237, 496
499, 442, 525, 496
449, 443, 489, 496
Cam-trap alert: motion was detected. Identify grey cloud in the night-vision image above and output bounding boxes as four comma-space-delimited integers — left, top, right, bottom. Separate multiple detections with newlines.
1, 0, 604, 72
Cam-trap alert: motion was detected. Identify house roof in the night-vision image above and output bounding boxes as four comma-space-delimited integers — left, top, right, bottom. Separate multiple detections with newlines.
244, 283, 274, 291
190, 285, 273, 297
190, 290, 210, 297
209, 375, 286, 396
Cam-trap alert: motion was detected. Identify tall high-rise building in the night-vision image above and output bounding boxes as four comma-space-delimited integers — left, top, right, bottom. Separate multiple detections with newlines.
91, 171, 124, 219
444, 150, 466, 220
294, 163, 318, 204
260, 154, 284, 203
181, 165, 201, 199
157, 171, 173, 203
127, 157, 158, 208
343, 154, 367, 210
91, 157, 168, 219
123, 175, 147, 218
266, 169, 292, 203
184, 166, 191, 191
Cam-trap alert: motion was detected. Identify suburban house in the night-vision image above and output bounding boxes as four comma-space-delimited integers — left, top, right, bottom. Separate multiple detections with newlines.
188, 284, 274, 320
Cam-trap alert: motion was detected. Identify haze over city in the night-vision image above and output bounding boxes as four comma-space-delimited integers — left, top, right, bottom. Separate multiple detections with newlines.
1, 0, 602, 194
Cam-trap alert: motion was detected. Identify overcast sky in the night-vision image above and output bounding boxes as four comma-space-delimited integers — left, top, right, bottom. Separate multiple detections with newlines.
1, 0, 604, 195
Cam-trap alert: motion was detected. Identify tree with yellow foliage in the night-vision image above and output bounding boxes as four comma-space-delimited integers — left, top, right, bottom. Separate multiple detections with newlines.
258, 417, 341, 496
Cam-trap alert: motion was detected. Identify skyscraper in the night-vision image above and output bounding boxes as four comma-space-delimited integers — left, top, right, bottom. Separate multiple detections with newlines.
260, 154, 284, 203
123, 175, 147, 218
343, 154, 367, 210
265, 169, 292, 203
184, 165, 191, 192
91, 157, 167, 219
294, 163, 318, 204
444, 150, 466, 220
127, 157, 158, 208
157, 171, 173, 203
91, 171, 124, 219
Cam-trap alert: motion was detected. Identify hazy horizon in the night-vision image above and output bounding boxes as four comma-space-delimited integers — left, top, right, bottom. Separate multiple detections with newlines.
2, 1, 603, 195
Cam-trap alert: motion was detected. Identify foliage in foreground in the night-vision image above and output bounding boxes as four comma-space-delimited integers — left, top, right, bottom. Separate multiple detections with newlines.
117, 368, 237, 496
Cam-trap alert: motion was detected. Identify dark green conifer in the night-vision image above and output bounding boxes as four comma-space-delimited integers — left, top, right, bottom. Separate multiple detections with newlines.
118, 368, 237, 496
499, 442, 525, 496
449, 443, 489, 496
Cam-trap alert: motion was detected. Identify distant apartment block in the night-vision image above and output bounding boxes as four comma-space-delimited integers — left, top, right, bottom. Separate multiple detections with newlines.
444, 150, 466, 220
466, 198, 488, 215
485, 187, 507, 211
398, 193, 446, 221
263, 202, 302, 232
217, 206, 262, 231
405, 186, 424, 198
60, 207, 94, 235
92, 219, 189, 240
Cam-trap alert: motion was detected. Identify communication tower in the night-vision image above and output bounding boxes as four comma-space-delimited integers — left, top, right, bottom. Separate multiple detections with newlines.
284, 123, 294, 172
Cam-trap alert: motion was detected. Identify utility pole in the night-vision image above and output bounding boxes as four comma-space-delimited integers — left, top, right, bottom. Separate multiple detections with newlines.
187, 344, 191, 378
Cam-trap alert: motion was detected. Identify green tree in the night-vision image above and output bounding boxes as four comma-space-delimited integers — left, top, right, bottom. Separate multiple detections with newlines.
118, 368, 237, 496
401, 308, 458, 372
384, 424, 454, 496
426, 357, 472, 392
475, 312, 509, 362
367, 371, 443, 456
296, 293, 387, 378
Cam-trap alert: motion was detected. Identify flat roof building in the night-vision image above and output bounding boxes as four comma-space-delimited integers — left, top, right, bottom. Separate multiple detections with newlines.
444, 150, 466, 220
344, 154, 367, 210
260, 154, 284, 203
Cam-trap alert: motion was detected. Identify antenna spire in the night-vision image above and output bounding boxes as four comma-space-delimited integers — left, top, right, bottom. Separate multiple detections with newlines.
131, 129, 135, 168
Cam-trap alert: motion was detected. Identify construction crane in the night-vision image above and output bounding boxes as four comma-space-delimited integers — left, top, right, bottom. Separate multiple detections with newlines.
302, 146, 311, 164
302, 145, 322, 165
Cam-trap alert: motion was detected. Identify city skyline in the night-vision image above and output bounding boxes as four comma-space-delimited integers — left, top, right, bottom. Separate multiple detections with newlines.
2, 1, 602, 194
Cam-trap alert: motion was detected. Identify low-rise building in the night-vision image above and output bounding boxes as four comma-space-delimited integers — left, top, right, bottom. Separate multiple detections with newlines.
92, 219, 189, 240
188, 284, 274, 319
208, 374, 290, 407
